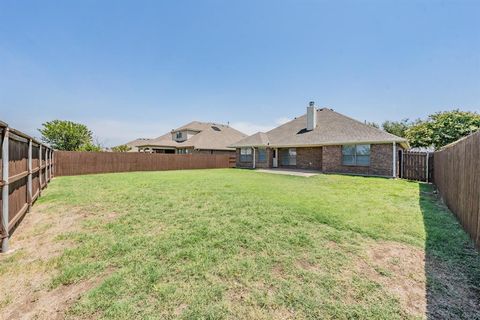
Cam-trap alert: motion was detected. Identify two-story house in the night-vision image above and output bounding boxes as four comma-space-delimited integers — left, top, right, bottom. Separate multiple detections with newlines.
136, 121, 247, 155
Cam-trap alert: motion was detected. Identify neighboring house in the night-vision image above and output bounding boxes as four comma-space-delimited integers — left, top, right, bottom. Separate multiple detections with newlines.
121, 138, 152, 152
231, 102, 409, 177
137, 121, 247, 155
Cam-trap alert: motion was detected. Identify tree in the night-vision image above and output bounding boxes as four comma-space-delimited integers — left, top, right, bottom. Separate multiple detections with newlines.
381, 119, 412, 137
38, 120, 94, 151
111, 144, 132, 152
405, 110, 480, 149
365, 121, 379, 128
78, 142, 103, 152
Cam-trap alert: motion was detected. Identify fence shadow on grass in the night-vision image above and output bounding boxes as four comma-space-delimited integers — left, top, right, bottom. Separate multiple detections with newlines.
419, 183, 480, 319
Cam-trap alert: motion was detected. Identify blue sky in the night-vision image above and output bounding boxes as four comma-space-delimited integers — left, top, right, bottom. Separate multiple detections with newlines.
1, 0, 479, 146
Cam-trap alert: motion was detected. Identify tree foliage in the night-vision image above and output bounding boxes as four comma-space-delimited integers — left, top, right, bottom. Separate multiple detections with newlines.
111, 144, 132, 152
365, 121, 379, 129
38, 120, 95, 151
78, 142, 103, 152
381, 119, 413, 138
405, 110, 480, 149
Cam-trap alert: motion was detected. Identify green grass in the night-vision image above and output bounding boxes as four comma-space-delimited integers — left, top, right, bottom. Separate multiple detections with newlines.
35, 169, 479, 319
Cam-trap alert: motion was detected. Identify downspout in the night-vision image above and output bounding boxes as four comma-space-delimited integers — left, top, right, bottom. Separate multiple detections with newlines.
392, 142, 396, 178
253, 147, 256, 169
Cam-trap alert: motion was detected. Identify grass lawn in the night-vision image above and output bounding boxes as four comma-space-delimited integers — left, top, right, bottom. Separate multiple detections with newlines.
1, 169, 479, 319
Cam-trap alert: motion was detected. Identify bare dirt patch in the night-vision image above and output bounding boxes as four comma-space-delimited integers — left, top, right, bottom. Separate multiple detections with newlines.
0, 204, 111, 319
351, 241, 427, 318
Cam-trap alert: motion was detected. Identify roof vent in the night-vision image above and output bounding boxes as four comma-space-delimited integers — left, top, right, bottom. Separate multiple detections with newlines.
211, 126, 221, 131
307, 101, 317, 131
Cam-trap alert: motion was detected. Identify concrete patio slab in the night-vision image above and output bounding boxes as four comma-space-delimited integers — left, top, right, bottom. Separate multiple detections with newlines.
255, 168, 320, 177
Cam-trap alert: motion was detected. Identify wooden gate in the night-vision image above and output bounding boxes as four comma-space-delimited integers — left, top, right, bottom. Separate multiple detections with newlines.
398, 151, 434, 182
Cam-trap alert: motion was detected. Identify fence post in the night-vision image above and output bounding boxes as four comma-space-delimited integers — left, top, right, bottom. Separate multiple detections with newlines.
27, 139, 32, 209
46, 148, 49, 183
1, 127, 10, 252
425, 152, 429, 183
51, 150, 54, 177
49, 149, 52, 180
39, 144, 42, 193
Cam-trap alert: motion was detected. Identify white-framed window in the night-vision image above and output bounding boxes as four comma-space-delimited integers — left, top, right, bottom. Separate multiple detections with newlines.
240, 147, 252, 162
176, 132, 183, 139
258, 148, 267, 162
342, 144, 371, 166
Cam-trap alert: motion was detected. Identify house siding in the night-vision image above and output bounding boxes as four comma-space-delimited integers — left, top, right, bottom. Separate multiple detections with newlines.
322, 143, 402, 177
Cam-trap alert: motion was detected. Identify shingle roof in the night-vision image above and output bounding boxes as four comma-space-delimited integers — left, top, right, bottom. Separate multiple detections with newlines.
137, 121, 247, 150
123, 138, 152, 148
231, 108, 408, 148
230, 132, 270, 147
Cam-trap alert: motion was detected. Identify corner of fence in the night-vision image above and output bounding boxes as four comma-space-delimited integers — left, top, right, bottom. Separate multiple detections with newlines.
0, 121, 54, 253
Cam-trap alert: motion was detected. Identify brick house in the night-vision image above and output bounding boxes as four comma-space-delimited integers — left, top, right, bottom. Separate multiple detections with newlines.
136, 121, 247, 155
231, 102, 409, 177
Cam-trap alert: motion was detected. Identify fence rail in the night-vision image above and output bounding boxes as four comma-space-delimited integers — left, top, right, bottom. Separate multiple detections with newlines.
434, 131, 480, 249
1, 121, 54, 252
54, 151, 236, 176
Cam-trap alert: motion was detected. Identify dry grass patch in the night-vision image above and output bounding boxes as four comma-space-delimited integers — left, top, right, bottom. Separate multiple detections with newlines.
0, 203, 115, 320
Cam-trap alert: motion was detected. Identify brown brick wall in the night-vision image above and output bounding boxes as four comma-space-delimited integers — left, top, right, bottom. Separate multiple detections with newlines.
322, 143, 402, 177
296, 147, 322, 170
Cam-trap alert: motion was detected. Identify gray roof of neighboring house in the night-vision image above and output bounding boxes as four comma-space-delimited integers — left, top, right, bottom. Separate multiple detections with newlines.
123, 138, 152, 148
231, 108, 408, 148
137, 121, 247, 151
230, 132, 270, 147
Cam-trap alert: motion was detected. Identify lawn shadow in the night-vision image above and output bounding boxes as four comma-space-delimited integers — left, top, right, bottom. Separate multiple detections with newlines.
419, 183, 480, 319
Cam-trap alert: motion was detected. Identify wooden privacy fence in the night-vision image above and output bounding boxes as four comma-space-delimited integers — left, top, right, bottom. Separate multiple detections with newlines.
55, 151, 236, 176
434, 131, 480, 249
398, 151, 434, 182
1, 121, 54, 252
